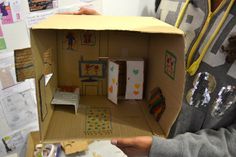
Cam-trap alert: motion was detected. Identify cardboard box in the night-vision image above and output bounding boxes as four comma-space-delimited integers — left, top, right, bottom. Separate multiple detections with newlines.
24, 15, 185, 143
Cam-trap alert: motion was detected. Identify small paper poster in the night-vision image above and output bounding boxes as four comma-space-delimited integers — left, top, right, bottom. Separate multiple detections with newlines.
0, 0, 21, 25
164, 50, 177, 80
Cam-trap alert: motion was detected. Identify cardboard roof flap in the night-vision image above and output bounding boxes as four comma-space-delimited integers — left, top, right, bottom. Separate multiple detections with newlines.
32, 15, 184, 35
30, 15, 185, 142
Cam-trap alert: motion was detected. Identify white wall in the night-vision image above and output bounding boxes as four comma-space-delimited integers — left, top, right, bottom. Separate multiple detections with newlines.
102, 0, 156, 16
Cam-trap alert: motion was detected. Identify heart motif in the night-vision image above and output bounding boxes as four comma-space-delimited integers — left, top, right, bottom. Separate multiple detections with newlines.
133, 69, 139, 75
109, 86, 113, 93
112, 78, 116, 84
133, 91, 139, 95
110, 66, 114, 72
134, 84, 140, 89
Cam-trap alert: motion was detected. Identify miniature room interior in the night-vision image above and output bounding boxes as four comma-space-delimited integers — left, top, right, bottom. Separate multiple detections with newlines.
28, 15, 185, 143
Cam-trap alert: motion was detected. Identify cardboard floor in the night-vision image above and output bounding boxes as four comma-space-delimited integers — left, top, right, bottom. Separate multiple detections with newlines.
44, 96, 164, 143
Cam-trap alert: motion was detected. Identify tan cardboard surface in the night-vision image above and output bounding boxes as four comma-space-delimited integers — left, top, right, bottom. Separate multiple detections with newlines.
30, 15, 185, 142
32, 15, 184, 35
26, 132, 40, 157
147, 34, 185, 136
31, 30, 58, 141
43, 96, 163, 143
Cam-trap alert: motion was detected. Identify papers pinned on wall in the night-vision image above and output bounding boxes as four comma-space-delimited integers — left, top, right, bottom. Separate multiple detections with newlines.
0, 0, 22, 25
26, 9, 56, 28
0, 51, 17, 90
0, 24, 6, 50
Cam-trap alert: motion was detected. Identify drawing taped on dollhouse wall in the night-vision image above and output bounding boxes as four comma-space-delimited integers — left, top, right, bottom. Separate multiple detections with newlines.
63, 32, 78, 51
80, 31, 96, 46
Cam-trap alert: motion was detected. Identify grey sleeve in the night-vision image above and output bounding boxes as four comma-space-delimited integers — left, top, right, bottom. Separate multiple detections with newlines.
149, 123, 236, 157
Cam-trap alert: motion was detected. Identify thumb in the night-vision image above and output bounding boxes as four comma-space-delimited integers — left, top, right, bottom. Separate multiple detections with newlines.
111, 138, 135, 148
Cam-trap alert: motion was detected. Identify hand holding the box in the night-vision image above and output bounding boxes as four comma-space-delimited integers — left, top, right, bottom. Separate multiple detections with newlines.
62, 7, 100, 15
111, 136, 152, 157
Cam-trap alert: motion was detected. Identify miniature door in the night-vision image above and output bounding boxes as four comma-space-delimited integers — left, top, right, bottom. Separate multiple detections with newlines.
108, 61, 119, 104
108, 60, 144, 104
125, 61, 144, 99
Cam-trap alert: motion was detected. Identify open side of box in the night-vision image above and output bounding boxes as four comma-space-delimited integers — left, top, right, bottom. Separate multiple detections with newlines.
30, 15, 185, 143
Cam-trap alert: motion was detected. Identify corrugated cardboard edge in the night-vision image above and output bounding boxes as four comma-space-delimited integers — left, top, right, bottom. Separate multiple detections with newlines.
32, 15, 184, 35
26, 131, 40, 157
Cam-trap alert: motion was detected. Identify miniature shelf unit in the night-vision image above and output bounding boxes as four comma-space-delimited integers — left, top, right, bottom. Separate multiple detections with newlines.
29, 15, 185, 143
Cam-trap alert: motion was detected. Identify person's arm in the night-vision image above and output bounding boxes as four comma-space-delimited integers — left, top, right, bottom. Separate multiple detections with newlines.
111, 122, 236, 157
150, 122, 236, 157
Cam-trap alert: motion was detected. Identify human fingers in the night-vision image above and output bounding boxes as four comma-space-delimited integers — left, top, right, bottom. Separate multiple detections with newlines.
75, 7, 100, 15
59, 7, 100, 15
111, 138, 135, 148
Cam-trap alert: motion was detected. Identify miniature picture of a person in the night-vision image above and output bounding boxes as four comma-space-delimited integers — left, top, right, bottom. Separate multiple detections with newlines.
66, 32, 76, 50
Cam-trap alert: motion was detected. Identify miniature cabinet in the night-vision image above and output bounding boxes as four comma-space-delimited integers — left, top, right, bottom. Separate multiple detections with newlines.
108, 60, 144, 104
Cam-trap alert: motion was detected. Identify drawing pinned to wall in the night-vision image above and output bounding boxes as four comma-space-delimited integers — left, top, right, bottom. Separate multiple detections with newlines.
164, 50, 177, 80
81, 31, 96, 46
63, 31, 78, 51
0, 0, 21, 25
0, 90, 37, 130
28, 0, 56, 12
0, 51, 17, 90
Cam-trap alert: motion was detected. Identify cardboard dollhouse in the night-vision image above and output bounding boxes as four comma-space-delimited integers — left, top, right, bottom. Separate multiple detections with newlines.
16, 15, 185, 143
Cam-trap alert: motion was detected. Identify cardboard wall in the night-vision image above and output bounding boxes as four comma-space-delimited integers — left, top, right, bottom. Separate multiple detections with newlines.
147, 34, 185, 136
57, 31, 149, 95
31, 29, 58, 140
31, 27, 184, 141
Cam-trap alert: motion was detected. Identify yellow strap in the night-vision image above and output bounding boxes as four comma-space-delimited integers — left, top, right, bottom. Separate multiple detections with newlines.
187, 0, 227, 68
187, 0, 235, 76
175, 0, 190, 28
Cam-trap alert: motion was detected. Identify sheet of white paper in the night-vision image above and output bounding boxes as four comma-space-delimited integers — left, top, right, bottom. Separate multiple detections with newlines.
1, 132, 24, 154
0, 80, 32, 99
59, 140, 126, 157
10, 0, 22, 23
0, 90, 37, 130
0, 51, 17, 90
5, 153, 18, 157
26, 10, 56, 28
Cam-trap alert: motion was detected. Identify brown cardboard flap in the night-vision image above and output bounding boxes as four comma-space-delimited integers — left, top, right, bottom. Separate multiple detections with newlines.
14, 48, 35, 82
32, 15, 184, 35
26, 131, 40, 157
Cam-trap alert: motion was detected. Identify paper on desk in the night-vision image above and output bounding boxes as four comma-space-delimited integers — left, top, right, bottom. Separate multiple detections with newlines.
59, 140, 126, 157
0, 123, 38, 157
